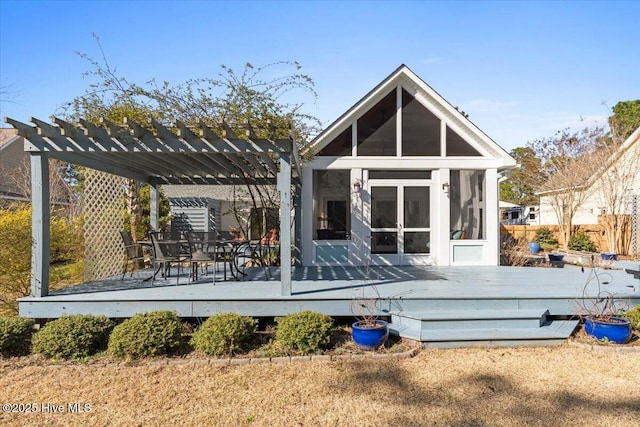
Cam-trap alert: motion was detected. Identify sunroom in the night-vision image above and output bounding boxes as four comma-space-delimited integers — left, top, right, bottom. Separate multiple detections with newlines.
301, 65, 516, 267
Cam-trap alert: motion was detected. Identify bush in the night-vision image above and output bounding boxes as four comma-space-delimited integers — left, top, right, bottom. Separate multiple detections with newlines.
275, 311, 333, 354
108, 311, 184, 359
0, 206, 83, 315
621, 305, 640, 331
0, 316, 35, 356
535, 227, 557, 246
191, 313, 257, 356
32, 315, 113, 360
568, 232, 597, 252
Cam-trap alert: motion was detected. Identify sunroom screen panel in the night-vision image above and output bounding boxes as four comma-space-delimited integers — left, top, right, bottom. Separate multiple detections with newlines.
446, 126, 481, 156
357, 91, 396, 156
402, 89, 441, 156
318, 126, 352, 156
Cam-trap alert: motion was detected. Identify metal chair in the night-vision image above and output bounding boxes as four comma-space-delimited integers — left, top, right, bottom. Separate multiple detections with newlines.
120, 230, 146, 280
149, 231, 191, 285
185, 231, 217, 284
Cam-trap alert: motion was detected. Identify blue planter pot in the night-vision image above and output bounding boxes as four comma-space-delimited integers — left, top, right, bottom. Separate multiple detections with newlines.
548, 253, 564, 262
585, 317, 632, 344
601, 253, 618, 261
527, 242, 541, 254
351, 320, 389, 350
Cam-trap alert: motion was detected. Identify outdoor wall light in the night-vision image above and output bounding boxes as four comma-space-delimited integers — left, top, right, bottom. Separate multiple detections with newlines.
353, 181, 361, 193
442, 182, 450, 193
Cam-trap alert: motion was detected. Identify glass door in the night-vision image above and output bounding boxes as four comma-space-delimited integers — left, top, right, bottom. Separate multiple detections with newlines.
370, 182, 432, 265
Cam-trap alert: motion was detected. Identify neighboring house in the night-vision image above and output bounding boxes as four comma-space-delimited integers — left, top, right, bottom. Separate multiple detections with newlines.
538, 127, 640, 226
0, 128, 77, 208
0, 129, 28, 203
500, 201, 539, 225
162, 184, 279, 239
300, 65, 516, 266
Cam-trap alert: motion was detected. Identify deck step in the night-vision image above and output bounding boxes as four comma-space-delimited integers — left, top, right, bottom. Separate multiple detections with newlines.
391, 309, 550, 331
389, 309, 579, 348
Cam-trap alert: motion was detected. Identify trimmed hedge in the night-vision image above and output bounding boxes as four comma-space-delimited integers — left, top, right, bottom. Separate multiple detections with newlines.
191, 313, 257, 356
0, 316, 35, 356
275, 310, 334, 354
32, 315, 113, 360
108, 311, 183, 359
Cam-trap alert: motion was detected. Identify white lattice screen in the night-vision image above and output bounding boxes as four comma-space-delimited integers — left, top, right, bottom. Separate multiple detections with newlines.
82, 168, 126, 281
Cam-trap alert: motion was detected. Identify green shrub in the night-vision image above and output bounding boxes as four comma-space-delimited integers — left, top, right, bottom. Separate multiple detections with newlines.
275, 311, 334, 354
32, 315, 113, 360
191, 313, 257, 356
108, 311, 183, 358
535, 227, 557, 246
621, 305, 640, 331
0, 316, 35, 356
568, 232, 597, 252
0, 206, 83, 315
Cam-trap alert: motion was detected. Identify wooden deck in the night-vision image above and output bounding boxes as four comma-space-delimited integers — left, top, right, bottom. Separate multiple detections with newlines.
18, 265, 640, 347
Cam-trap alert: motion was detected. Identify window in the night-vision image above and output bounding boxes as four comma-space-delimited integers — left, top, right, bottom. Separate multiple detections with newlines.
357, 91, 397, 156
450, 170, 486, 239
313, 170, 350, 240
402, 89, 441, 156
446, 126, 481, 156
249, 207, 279, 240
318, 126, 352, 156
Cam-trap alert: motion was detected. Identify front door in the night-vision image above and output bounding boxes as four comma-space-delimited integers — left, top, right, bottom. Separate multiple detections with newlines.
369, 181, 432, 265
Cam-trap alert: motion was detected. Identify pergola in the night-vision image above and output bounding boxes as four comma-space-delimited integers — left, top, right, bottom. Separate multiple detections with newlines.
4, 116, 302, 297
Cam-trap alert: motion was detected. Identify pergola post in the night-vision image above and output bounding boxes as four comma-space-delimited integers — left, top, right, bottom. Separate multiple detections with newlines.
293, 180, 302, 266
30, 152, 50, 297
278, 152, 292, 296
149, 183, 160, 232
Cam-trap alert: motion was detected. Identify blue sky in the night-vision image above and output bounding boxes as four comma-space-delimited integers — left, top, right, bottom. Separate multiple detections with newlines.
1, 0, 638, 151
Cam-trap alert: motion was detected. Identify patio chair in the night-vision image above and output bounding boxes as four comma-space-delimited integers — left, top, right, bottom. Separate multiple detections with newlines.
120, 230, 147, 280
185, 231, 217, 284
149, 231, 191, 285
235, 240, 275, 280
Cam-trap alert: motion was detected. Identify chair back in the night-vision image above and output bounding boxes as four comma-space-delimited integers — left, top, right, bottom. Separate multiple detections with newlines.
120, 230, 139, 258
186, 231, 217, 259
149, 231, 184, 260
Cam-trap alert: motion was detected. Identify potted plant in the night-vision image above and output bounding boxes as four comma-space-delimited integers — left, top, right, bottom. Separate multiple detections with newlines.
350, 286, 388, 350
527, 241, 541, 254
577, 255, 632, 344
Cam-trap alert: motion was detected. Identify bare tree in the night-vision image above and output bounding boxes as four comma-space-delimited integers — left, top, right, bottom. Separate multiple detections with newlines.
531, 127, 605, 248
588, 126, 640, 254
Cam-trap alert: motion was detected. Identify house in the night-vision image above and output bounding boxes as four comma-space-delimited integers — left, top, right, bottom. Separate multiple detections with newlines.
9, 67, 640, 348
162, 184, 280, 239
500, 201, 539, 225
300, 65, 517, 267
0, 128, 77, 209
538, 127, 640, 225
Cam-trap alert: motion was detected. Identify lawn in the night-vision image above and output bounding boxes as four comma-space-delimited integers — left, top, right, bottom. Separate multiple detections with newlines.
1, 346, 638, 426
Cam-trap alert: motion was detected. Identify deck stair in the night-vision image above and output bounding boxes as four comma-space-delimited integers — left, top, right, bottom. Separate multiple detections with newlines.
389, 309, 579, 348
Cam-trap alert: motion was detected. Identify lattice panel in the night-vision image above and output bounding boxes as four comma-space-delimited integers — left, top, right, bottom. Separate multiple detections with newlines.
82, 168, 126, 281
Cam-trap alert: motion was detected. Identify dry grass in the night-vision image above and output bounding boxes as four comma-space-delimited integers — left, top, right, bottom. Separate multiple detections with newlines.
1, 346, 639, 426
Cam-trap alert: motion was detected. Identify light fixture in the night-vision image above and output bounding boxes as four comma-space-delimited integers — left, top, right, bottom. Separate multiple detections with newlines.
353, 181, 361, 193
442, 182, 450, 193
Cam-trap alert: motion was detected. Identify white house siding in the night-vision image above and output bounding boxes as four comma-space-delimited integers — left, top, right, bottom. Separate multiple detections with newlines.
538, 128, 640, 227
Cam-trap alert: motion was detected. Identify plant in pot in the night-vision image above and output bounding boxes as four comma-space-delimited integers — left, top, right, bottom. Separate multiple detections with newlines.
576, 255, 632, 344
350, 285, 389, 350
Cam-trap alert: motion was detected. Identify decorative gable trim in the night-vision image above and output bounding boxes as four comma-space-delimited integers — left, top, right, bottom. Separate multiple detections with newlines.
307, 65, 516, 169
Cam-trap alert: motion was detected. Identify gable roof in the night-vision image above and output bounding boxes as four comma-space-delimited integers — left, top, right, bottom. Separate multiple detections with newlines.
537, 126, 640, 196
305, 64, 516, 169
